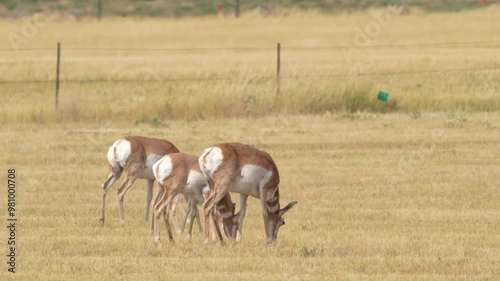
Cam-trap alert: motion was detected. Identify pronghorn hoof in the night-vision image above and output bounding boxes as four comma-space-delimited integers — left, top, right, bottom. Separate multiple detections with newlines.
99, 218, 105, 225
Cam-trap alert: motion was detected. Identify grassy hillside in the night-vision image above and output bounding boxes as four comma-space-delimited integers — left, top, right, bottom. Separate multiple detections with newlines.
0, 0, 495, 18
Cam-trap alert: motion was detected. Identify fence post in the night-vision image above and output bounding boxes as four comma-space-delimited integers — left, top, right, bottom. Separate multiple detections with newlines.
276, 42, 281, 97
235, 0, 240, 18
97, 0, 102, 21
55, 42, 61, 109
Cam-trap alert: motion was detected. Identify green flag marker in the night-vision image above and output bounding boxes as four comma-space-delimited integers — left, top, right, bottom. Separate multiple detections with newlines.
378, 91, 389, 102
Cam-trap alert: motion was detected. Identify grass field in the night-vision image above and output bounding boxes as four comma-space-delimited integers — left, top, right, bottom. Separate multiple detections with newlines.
0, 7, 499, 123
1, 113, 499, 280
0, 7, 499, 281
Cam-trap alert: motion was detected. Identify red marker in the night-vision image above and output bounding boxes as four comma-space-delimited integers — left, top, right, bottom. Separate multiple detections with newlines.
482, 0, 487, 3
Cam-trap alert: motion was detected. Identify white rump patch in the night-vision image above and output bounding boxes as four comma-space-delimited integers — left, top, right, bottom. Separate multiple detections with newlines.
109, 139, 131, 168
153, 156, 173, 183
200, 147, 223, 175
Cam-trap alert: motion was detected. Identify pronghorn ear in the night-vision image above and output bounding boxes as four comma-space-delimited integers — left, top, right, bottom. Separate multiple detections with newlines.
279, 201, 297, 217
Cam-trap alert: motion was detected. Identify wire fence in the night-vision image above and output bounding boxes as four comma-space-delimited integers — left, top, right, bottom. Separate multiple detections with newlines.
0, 66, 499, 85
1, 39, 500, 52
1, 41, 499, 107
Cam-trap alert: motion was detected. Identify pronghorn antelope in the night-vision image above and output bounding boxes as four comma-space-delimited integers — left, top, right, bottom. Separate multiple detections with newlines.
199, 142, 297, 244
100, 136, 179, 225
152, 152, 239, 244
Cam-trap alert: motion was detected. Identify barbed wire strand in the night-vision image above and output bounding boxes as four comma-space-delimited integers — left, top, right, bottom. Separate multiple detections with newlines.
0, 40, 499, 52
0, 66, 498, 84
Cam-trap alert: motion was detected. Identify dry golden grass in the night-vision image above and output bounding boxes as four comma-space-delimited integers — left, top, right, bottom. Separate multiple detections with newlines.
0, 8, 499, 123
0, 112, 499, 280
0, 8, 499, 281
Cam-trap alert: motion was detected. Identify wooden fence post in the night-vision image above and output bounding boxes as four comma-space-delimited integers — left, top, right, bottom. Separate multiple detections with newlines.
235, 0, 240, 18
98, 0, 103, 21
276, 42, 281, 97
55, 42, 61, 109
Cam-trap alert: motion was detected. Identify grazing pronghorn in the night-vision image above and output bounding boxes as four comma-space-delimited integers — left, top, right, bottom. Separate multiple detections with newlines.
199, 142, 297, 244
152, 152, 239, 244
100, 136, 179, 225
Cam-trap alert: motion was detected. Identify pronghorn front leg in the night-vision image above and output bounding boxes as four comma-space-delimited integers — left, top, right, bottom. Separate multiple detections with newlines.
236, 194, 248, 242
258, 187, 271, 244
145, 179, 154, 222
100, 170, 122, 225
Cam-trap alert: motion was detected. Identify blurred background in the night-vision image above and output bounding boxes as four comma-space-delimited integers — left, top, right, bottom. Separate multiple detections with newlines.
0, 0, 495, 19
0, 0, 498, 122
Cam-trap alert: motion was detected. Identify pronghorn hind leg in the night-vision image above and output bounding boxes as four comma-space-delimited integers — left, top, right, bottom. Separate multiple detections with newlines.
153, 186, 168, 245
171, 193, 183, 234
161, 184, 180, 242
209, 191, 229, 243
117, 177, 136, 225
150, 187, 164, 234
211, 208, 224, 243
202, 192, 216, 244
163, 202, 174, 241
100, 170, 122, 225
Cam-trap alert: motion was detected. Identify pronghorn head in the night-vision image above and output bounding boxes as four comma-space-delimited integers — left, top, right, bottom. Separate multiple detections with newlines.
267, 201, 297, 244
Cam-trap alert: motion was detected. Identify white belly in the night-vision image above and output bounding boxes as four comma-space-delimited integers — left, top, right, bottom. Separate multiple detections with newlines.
231, 165, 273, 198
